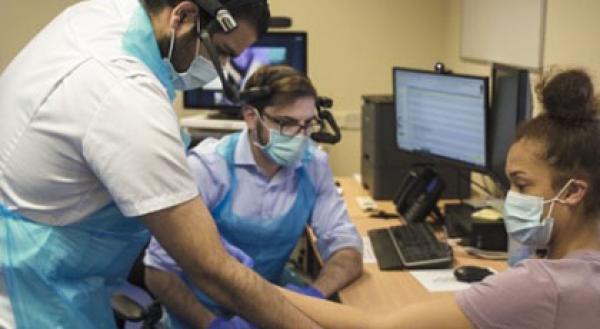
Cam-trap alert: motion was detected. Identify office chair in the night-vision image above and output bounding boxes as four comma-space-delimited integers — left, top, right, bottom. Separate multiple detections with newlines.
112, 283, 162, 329
111, 244, 162, 329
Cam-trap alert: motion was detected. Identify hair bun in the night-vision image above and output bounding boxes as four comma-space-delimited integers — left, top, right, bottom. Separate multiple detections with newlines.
540, 69, 598, 121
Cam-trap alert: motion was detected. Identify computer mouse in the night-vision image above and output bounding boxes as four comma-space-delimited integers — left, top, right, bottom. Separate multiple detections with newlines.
453, 265, 494, 283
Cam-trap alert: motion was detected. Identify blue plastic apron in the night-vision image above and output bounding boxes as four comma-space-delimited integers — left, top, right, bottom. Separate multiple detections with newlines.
212, 133, 317, 281
0, 5, 177, 328
170, 133, 317, 327
0, 204, 150, 328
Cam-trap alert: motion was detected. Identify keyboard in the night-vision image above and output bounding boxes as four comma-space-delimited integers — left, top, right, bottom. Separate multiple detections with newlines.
368, 223, 453, 270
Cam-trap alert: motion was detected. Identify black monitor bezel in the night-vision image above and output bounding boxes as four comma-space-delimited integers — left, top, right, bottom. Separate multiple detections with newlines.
392, 66, 490, 173
183, 31, 308, 111
487, 63, 531, 191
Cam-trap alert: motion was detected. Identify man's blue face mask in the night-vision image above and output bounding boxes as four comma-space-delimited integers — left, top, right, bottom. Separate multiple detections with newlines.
253, 109, 309, 167
163, 21, 218, 91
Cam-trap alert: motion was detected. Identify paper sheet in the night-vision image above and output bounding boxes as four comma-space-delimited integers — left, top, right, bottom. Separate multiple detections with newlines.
409, 269, 472, 292
362, 236, 377, 264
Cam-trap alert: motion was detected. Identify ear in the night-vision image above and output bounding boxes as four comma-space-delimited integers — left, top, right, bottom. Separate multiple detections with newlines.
169, 1, 200, 31
563, 179, 588, 206
242, 105, 258, 130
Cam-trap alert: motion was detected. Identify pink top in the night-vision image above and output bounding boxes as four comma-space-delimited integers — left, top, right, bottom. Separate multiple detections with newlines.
456, 250, 600, 329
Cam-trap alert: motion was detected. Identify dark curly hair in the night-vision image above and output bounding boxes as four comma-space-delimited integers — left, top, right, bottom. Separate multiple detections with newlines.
515, 68, 600, 216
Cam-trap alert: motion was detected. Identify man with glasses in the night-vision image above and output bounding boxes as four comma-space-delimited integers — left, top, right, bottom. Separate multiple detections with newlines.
144, 65, 363, 328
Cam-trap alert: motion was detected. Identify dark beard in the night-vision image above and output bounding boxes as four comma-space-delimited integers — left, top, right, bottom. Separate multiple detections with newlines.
159, 27, 198, 72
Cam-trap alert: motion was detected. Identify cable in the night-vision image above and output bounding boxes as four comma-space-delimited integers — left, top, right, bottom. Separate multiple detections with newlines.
458, 171, 495, 197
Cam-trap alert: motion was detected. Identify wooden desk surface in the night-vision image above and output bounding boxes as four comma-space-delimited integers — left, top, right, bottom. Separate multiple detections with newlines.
335, 177, 508, 314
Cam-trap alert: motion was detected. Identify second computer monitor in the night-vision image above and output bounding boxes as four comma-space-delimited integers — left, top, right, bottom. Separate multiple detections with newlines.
393, 67, 489, 171
184, 32, 307, 113
488, 63, 532, 190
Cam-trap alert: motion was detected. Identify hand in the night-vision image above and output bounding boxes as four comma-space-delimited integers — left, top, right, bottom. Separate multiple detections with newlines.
220, 237, 254, 268
284, 283, 325, 299
208, 316, 257, 329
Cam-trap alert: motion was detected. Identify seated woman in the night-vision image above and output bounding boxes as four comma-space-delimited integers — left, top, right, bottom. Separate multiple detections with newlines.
282, 68, 600, 329
143, 65, 363, 328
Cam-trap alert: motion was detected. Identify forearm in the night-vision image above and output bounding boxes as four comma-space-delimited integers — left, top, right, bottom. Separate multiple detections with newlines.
313, 248, 363, 297
144, 267, 215, 328
374, 295, 474, 329
282, 289, 473, 329
280, 288, 371, 329
143, 198, 320, 329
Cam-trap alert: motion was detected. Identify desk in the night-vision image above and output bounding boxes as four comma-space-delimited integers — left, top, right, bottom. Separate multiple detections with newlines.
180, 113, 245, 144
334, 177, 508, 314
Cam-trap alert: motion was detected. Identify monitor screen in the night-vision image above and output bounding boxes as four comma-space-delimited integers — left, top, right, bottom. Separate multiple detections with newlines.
488, 64, 532, 190
184, 32, 307, 112
394, 68, 488, 170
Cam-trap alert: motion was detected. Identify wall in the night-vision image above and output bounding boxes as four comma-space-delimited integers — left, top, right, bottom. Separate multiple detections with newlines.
0, 0, 80, 69
443, 0, 600, 94
441, 0, 600, 195
543, 0, 600, 79
2, 0, 448, 177
176, 0, 450, 176
4, 0, 600, 177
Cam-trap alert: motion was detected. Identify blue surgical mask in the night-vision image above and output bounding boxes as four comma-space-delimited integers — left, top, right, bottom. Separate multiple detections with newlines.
163, 27, 218, 90
503, 179, 574, 249
255, 129, 309, 167
253, 111, 309, 167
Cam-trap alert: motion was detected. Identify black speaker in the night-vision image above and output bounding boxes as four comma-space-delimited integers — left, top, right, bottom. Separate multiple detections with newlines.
269, 16, 292, 28
361, 95, 471, 200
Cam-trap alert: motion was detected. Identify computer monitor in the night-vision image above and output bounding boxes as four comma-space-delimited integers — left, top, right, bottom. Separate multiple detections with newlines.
393, 67, 489, 172
488, 63, 532, 190
183, 31, 307, 115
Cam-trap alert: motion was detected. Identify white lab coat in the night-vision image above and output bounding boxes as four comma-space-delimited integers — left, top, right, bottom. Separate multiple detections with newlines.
0, 0, 198, 326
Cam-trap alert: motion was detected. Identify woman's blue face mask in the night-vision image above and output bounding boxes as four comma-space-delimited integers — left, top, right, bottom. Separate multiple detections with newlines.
503, 179, 574, 248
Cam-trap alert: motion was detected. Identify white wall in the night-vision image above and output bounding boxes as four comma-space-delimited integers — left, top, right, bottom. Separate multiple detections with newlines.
443, 0, 600, 88
4, 0, 600, 177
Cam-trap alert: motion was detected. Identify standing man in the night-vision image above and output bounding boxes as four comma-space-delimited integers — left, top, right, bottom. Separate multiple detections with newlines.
144, 65, 364, 328
0, 1, 320, 328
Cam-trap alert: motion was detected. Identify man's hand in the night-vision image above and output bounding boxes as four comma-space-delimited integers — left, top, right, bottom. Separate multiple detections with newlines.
142, 198, 321, 328
312, 248, 363, 297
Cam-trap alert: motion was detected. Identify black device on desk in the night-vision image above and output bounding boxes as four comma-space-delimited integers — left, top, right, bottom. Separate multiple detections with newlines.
454, 265, 493, 283
444, 203, 508, 251
369, 168, 452, 270
394, 167, 445, 223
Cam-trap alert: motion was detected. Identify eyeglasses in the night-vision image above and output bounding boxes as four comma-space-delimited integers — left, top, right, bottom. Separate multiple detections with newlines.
260, 111, 322, 137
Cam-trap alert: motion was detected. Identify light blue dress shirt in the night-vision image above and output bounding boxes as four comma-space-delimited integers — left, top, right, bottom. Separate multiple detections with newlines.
144, 129, 363, 273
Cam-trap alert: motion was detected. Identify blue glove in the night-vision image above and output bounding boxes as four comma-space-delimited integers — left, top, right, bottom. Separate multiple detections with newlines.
284, 283, 325, 299
208, 316, 257, 329
220, 237, 254, 268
